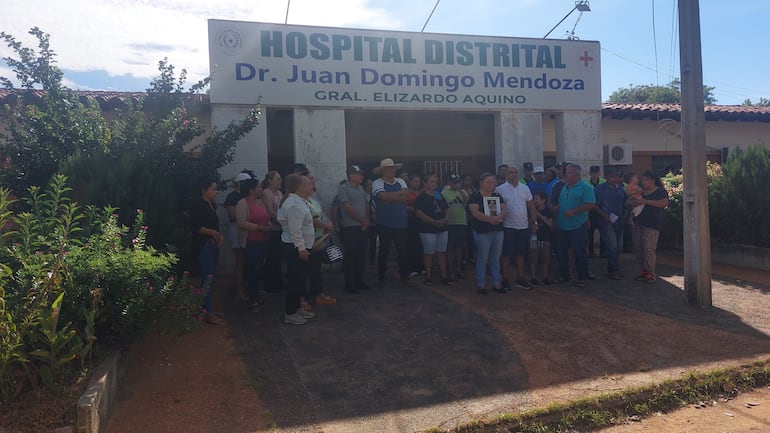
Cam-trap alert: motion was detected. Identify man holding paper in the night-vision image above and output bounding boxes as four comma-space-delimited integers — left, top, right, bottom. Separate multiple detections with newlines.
593, 167, 627, 280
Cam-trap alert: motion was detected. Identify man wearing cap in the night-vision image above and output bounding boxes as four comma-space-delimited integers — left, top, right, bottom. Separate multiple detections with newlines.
441, 173, 468, 280
526, 166, 549, 195
293, 163, 310, 176
593, 167, 627, 279
338, 165, 370, 293
372, 158, 411, 286
587, 166, 606, 258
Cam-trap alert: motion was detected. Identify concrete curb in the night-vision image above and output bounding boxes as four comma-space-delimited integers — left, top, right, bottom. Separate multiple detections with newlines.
712, 243, 770, 272
76, 351, 124, 433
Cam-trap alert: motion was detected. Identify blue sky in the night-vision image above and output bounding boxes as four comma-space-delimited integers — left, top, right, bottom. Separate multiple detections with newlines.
1, 0, 767, 104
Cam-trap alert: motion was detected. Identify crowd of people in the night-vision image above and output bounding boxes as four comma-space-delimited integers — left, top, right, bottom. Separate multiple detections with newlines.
188, 158, 668, 326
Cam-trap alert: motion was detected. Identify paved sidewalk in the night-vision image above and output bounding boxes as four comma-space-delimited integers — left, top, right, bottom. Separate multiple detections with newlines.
222, 254, 770, 433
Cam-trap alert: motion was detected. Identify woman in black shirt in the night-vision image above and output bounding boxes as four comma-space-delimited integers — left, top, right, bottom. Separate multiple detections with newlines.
468, 172, 507, 294
629, 170, 669, 284
190, 176, 224, 324
414, 173, 450, 286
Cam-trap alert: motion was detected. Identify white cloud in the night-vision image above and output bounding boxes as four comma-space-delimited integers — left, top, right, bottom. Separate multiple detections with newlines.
0, 0, 410, 87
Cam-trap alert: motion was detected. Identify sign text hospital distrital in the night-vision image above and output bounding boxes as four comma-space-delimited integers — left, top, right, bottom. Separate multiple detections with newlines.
208, 20, 601, 111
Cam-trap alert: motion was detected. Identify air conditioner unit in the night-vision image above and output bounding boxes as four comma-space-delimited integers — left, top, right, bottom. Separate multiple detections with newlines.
606, 143, 633, 165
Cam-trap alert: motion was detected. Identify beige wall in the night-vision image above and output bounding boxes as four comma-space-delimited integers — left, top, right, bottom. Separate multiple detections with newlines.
601, 118, 770, 153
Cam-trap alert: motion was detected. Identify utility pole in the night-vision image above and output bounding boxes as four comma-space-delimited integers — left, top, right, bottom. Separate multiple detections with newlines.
678, 0, 712, 307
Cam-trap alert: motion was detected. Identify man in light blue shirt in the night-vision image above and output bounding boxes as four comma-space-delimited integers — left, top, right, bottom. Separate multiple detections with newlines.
556, 164, 595, 287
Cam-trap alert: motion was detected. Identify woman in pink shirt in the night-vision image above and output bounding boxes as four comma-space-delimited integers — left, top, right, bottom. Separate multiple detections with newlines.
237, 178, 272, 309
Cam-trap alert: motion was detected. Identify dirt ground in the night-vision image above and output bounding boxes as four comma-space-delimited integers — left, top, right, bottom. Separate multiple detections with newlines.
104, 253, 770, 433
598, 387, 770, 433
105, 322, 270, 433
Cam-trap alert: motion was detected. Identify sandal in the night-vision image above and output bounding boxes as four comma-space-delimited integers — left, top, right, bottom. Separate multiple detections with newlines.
315, 294, 337, 305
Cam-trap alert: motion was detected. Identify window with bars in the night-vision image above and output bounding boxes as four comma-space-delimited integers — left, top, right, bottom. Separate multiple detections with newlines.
423, 160, 464, 185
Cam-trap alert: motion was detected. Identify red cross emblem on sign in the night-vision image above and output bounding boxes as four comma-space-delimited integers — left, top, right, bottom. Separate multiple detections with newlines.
579, 50, 594, 68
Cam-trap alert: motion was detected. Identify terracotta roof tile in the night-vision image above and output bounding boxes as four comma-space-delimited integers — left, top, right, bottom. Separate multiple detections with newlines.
602, 103, 770, 122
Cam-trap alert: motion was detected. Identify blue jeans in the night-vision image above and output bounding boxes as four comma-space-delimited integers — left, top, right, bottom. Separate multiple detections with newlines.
599, 223, 624, 273
473, 230, 504, 289
243, 240, 267, 299
557, 227, 589, 280
197, 239, 219, 314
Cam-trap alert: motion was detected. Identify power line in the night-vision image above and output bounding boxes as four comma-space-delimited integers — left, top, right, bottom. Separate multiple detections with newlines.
668, 0, 678, 84
285, 0, 291, 25
652, 0, 659, 86
421, 0, 441, 32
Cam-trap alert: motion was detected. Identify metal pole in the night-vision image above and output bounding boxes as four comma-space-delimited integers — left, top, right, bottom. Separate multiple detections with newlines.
678, 0, 712, 307
544, 6, 577, 38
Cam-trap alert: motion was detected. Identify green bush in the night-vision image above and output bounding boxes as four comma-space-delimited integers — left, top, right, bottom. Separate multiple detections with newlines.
2, 29, 261, 251
0, 176, 204, 401
661, 143, 770, 247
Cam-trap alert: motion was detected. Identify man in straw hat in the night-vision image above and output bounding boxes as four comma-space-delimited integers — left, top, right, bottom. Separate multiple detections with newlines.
372, 158, 412, 287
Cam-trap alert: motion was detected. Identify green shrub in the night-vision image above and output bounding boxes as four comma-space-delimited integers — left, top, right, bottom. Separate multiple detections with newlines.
661, 143, 770, 248
2, 29, 261, 251
0, 176, 204, 401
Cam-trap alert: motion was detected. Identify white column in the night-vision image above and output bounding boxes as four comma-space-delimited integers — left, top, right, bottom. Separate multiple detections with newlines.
494, 111, 544, 172
293, 108, 347, 208
211, 104, 269, 181
554, 111, 603, 175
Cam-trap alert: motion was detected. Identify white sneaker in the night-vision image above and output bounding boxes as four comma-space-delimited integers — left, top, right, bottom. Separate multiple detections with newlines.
284, 312, 307, 325
297, 309, 315, 319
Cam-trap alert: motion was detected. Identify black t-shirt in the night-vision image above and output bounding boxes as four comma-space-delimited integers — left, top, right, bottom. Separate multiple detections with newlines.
634, 187, 668, 230
468, 191, 505, 233
190, 198, 219, 256
414, 192, 448, 233
534, 207, 554, 242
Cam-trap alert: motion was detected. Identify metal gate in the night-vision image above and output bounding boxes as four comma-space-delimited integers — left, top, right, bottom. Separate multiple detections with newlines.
423, 160, 464, 185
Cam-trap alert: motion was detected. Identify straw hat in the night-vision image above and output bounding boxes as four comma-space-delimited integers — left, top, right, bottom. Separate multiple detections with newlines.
373, 158, 403, 175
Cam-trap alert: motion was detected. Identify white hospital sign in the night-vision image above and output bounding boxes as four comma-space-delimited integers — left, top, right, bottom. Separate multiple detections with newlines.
208, 20, 601, 110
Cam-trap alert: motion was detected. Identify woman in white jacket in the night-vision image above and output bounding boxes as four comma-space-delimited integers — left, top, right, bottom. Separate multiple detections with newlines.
277, 174, 317, 325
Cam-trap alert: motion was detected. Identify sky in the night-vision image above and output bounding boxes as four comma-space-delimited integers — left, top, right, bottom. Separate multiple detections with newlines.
1, 0, 768, 105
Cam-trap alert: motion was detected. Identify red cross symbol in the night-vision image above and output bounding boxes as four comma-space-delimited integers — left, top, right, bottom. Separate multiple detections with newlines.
579, 50, 594, 68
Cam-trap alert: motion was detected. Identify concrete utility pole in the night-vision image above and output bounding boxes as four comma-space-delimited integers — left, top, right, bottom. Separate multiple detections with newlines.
678, 0, 712, 307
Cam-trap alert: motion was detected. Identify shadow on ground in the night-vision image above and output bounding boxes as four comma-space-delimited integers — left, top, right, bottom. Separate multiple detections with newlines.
224, 255, 770, 430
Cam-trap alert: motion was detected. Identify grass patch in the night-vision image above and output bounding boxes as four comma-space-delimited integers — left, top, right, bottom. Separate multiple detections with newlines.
262, 409, 280, 432
428, 358, 770, 433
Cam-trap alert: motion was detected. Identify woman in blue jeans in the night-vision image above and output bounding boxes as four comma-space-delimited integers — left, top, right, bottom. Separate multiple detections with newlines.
467, 173, 507, 294
190, 175, 224, 324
